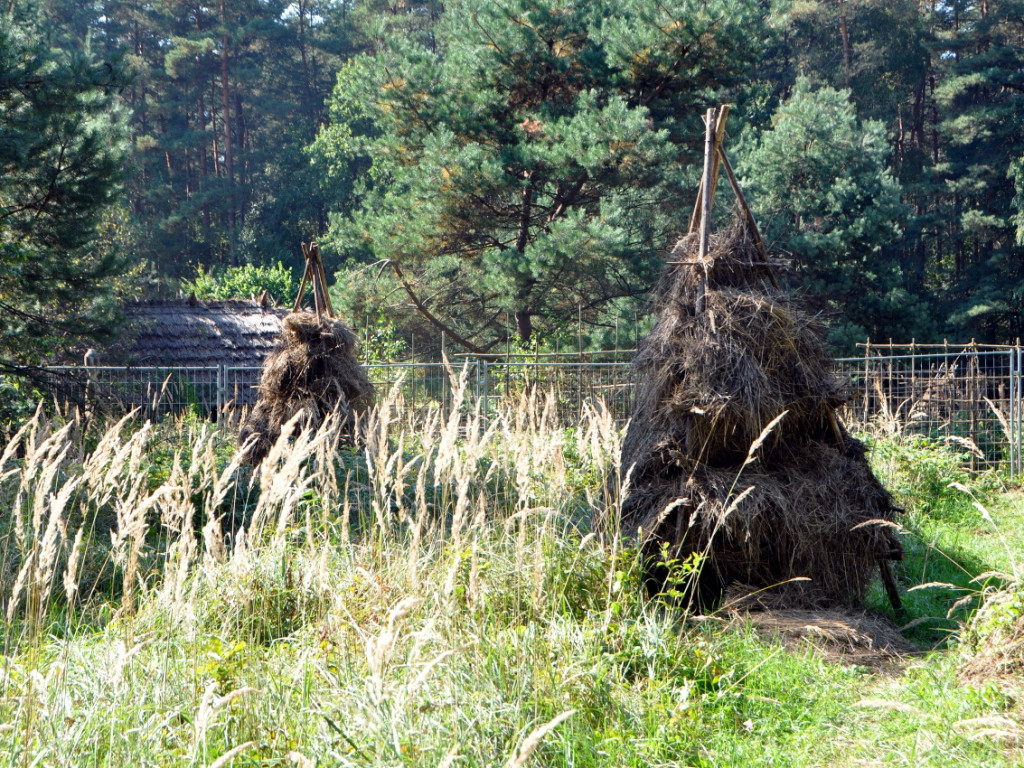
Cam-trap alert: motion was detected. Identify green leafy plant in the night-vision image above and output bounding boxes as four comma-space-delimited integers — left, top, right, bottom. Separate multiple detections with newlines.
181, 262, 296, 304
868, 434, 1000, 527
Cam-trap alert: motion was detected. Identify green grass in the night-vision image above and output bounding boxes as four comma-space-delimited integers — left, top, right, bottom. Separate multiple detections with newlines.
0, 399, 1022, 767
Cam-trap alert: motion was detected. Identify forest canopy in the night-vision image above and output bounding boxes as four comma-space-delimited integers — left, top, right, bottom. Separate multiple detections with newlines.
2, 0, 1024, 358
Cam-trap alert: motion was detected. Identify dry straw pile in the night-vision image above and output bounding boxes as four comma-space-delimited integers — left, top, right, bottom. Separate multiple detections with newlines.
240, 312, 374, 465
619, 215, 903, 609
239, 243, 374, 466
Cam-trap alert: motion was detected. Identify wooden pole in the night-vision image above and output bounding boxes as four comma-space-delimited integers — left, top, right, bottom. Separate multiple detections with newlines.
879, 559, 904, 618
310, 242, 334, 318
706, 104, 730, 219
304, 242, 324, 320
695, 107, 716, 315
715, 144, 779, 290
689, 106, 730, 235
293, 243, 311, 313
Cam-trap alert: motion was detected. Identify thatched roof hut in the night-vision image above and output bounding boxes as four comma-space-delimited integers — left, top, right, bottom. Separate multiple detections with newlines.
43, 298, 289, 415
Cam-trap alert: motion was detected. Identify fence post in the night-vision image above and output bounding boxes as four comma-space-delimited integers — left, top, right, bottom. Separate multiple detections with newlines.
474, 358, 481, 413
481, 359, 489, 420
862, 338, 871, 423
217, 363, 227, 418
1011, 348, 1019, 479
1009, 349, 1015, 476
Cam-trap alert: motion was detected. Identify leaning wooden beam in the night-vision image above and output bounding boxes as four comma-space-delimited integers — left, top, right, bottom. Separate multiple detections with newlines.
310, 242, 335, 318
715, 145, 780, 291
695, 107, 717, 315
688, 105, 730, 235
706, 104, 730, 221
714, 149, 848, 452
293, 248, 311, 313
879, 559, 905, 618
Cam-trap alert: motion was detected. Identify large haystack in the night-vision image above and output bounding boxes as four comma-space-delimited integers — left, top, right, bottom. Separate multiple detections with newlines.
239, 311, 374, 466
620, 216, 903, 609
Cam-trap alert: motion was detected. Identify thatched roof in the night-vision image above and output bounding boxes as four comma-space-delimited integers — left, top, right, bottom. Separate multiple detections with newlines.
110, 298, 288, 368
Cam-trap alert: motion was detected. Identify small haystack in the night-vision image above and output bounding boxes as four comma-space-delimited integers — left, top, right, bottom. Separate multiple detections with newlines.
619, 107, 902, 610
239, 243, 374, 465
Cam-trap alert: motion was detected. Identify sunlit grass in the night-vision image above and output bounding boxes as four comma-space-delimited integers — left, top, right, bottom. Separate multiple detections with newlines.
0, 387, 1020, 766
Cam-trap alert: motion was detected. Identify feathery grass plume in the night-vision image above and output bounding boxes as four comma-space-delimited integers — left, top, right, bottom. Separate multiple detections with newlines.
407, 441, 432, 590
62, 527, 85, 604
366, 400, 414, 539
953, 716, 1023, 745
983, 396, 1011, 445
247, 413, 327, 546
202, 513, 228, 566
505, 709, 577, 768
852, 698, 922, 715
743, 410, 789, 467
366, 596, 421, 701
105, 425, 166, 614
103, 638, 149, 688
29, 475, 81, 620
6, 418, 80, 624
580, 400, 622, 526
437, 744, 461, 768
19, 422, 74, 553
436, 360, 473, 478
0, 407, 37, 471
207, 741, 256, 768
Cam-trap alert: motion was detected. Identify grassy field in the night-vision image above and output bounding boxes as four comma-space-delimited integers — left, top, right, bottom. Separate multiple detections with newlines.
0, 380, 1022, 767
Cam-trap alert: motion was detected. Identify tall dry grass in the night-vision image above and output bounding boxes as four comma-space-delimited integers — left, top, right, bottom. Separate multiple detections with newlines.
0, 374, 631, 766
0, 375, 1020, 767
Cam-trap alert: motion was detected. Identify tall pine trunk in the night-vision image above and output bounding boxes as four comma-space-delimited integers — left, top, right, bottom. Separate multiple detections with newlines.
220, 0, 237, 267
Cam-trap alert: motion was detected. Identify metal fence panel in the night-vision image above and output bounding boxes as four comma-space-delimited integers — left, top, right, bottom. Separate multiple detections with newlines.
41, 365, 221, 419
836, 345, 1019, 472
36, 343, 1024, 475
479, 360, 634, 422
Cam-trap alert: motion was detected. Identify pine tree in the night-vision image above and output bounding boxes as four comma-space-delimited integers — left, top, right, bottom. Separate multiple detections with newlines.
314, 0, 770, 348
81, 0, 367, 277
737, 81, 931, 349
932, 0, 1024, 339
0, 13, 129, 365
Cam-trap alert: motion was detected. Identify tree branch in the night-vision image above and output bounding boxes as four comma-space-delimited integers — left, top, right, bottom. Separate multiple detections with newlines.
388, 259, 487, 354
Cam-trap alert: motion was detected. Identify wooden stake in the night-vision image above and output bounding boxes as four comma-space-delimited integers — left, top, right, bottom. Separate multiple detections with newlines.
826, 406, 846, 452
309, 246, 323, 321
310, 242, 334, 317
879, 559, 905, 618
695, 107, 716, 315
715, 143, 780, 290
688, 106, 730, 235
293, 243, 311, 313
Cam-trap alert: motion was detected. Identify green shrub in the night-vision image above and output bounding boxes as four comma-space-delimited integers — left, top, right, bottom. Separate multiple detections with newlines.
181, 262, 296, 304
868, 434, 1000, 527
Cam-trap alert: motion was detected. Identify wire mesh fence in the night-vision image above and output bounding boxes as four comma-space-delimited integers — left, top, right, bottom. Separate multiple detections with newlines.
40, 366, 224, 420
835, 343, 1023, 474
35, 342, 1024, 474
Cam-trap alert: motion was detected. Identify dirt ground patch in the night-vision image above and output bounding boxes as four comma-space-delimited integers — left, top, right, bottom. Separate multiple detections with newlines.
725, 605, 915, 668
